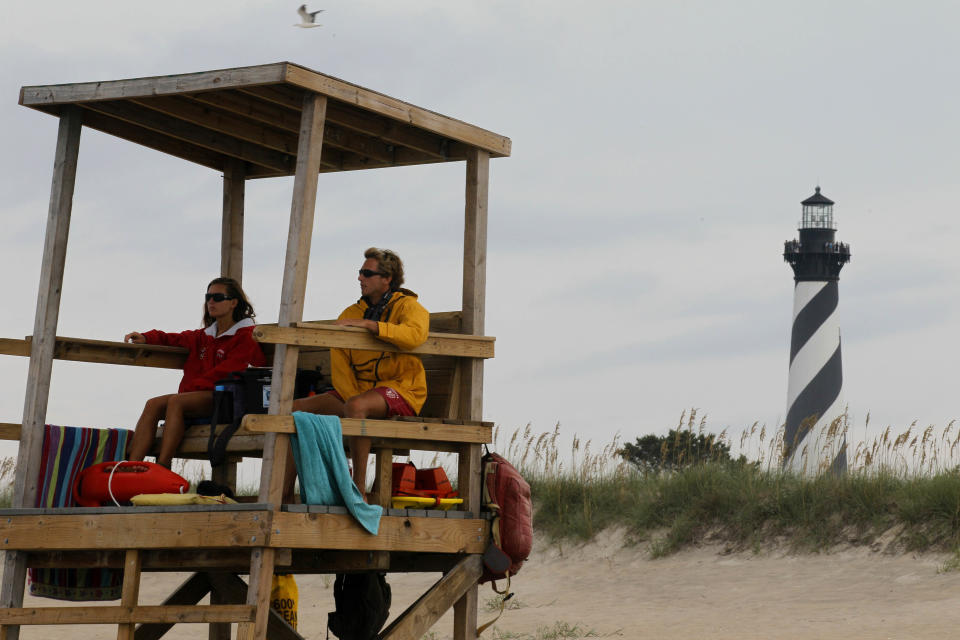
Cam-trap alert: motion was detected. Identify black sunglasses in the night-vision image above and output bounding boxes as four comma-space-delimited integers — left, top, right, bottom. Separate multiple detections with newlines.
205, 293, 235, 302
358, 269, 385, 278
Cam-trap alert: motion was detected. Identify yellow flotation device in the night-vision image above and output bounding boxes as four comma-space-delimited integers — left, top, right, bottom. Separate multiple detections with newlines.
129, 493, 237, 506
390, 496, 463, 510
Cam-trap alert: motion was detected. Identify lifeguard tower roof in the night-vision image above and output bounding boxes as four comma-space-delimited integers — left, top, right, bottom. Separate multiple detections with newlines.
18, 61, 511, 178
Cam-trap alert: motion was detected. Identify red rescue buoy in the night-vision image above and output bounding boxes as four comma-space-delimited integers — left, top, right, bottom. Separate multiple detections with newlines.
72, 461, 189, 507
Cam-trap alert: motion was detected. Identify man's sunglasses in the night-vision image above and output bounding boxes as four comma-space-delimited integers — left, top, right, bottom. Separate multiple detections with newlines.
205, 293, 235, 302
359, 269, 385, 278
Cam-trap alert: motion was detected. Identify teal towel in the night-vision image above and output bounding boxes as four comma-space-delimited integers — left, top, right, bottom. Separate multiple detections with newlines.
290, 411, 382, 535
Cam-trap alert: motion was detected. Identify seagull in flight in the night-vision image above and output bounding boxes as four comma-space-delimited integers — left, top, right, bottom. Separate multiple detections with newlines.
295, 4, 324, 28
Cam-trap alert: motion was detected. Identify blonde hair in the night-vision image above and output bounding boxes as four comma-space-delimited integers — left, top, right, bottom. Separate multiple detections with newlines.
364, 247, 404, 290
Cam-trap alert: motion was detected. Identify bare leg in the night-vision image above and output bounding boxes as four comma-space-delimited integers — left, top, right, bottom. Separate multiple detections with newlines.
127, 394, 173, 461
342, 391, 389, 495
287, 393, 346, 501
155, 391, 214, 467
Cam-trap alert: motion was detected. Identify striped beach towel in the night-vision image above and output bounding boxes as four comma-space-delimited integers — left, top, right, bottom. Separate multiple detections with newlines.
28, 424, 130, 601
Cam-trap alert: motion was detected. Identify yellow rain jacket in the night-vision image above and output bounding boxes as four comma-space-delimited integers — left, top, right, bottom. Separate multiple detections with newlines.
331, 289, 429, 413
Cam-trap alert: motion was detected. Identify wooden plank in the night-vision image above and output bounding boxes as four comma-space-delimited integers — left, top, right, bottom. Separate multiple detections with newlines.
175, 428, 473, 457
177, 433, 265, 457
2, 336, 187, 369
136, 93, 357, 171
260, 309, 462, 332
117, 550, 142, 640
0, 605, 255, 625
75, 105, 235, 173
254, 324, 494, 358
221, 157, 245, 282
190, 90, 304, 135
321, 121, 397, 163
0, 339, 29, 357
177, 432, 468, 457
0, 504, 271, 516
381, 554, 483, 640
242, 414, 491, 444
270, 513, 487, 553
82, 100, 296, 173
189, 91, 398, 164
237, 85, 451, 160
23, 549, 292, 571
425, 311, 463, 333
46, 337, 186, 368
132, 95, 300, 155
0, 511, 272, 551
27, 336, 187, 369
288, 550, 390, 572
1, 107, 83, 640
283, 64, 512, 157
0, 424, 20, 441
19, 64, 288, 106
386, 553, 460, 574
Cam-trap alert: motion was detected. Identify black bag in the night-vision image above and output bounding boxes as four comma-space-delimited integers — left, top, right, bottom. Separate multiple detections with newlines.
208, 367, 328, 466
208, 368, 272, 466
327, 572, 391, 640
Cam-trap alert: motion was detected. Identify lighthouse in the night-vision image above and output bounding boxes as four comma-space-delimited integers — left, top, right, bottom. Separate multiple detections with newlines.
783, 187, 851, 473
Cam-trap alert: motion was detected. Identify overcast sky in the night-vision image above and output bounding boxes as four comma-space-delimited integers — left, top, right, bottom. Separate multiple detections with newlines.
1, 1, 958, 472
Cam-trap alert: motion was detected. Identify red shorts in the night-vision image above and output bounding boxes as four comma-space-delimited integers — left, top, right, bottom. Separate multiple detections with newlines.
326, 387, 415, 417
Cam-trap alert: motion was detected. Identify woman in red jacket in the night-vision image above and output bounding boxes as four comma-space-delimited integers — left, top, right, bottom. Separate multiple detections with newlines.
124, 277, 266, 467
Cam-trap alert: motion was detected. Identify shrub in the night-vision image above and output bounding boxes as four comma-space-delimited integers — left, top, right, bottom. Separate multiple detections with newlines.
618, 429, 742, 471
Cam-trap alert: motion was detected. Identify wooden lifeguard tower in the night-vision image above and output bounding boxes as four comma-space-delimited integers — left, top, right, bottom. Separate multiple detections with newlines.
0, 62, 510, 639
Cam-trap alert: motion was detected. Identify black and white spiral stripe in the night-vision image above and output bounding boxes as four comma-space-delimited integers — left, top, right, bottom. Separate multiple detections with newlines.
784, 280, 847, 473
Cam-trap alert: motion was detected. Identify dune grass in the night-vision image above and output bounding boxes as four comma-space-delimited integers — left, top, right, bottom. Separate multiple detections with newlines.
498, 410, 960, 557
531, 461, 960, 556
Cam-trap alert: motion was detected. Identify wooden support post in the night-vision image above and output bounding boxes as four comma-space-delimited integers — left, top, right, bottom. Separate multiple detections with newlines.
374, 447, 394, 508
116, 550, 141, 640
446, 361, 463, 422
459, 148, 489, 420
215, 157, 246, 496
239, 91, 327, 640
453, 148, 490, 640
0, 105, 82, 640
221, 156, 245, 282
208, 575, 232, 640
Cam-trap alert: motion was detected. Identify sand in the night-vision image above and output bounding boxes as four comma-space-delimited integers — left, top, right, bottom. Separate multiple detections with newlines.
14, 531, 960, 639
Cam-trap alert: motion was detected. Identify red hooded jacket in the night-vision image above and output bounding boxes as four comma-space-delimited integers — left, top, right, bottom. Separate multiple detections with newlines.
142, 318, 266, 392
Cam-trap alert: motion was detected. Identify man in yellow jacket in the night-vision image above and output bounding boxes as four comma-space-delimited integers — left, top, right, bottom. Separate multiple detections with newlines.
293, 247, 429, 494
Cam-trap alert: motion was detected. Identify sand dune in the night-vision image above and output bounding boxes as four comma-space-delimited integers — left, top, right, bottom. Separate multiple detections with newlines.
14, 531, 960, 638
